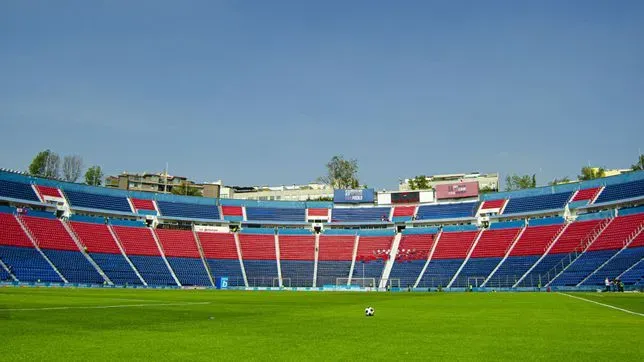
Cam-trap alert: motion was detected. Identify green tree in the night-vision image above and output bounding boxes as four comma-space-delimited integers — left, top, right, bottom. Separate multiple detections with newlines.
407, 175, 431, 190
632, 154, 644, 171
548, 177, 571, 186
171, 181, 202, 196
578, 166, 605, 181
28, 149, 60, 178
85, 166, 104, 186
479, 186, 496, 194
505, 174, 537, 191
317, 155, 360, 189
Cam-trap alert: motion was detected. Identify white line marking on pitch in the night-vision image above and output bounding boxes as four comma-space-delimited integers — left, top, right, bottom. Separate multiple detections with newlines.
0, 301, 211, 312
557, 292, 643, 317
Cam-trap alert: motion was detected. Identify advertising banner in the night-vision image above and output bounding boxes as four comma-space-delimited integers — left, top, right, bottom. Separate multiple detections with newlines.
435, 181, 479, 199
390, 191, 420, 204
333, 189, 375, 203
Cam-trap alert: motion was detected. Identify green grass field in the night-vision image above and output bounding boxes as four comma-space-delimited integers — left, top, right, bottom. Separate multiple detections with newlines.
1, 288, 642, 361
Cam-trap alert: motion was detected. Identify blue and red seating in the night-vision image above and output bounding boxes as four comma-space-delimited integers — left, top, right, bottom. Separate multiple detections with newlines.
239, 231, 277, 287
317, 234, 355, 286
155, 229, 210, 286
70, 221, 142, 285
64, 190, 132, 213
156, 201, 220, 220
35, 185, 64, 200
352, 235, 393, 282
417, 231, 479, 288
198, 231, 245, 286
112, 225, 177, 285
279, 233, 315, 286
331, 207, 390, 222
392, 206, 415, 222
130, 198, 156, 215
416, 202, 478, 220
245, 207, 305, 222
221, 205, 243, 222
307, 208, 329, 219
503, 191, 573, 215
389, 232, 437, 288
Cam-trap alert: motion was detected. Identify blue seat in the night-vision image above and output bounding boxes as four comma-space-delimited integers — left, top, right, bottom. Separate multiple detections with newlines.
614, 258, 644, 285
0, 263, 9, 281
280, 260, 314, 287
207, 259, 245, 287
41, 249, 104, 284
128, 255, 177, 286
331, 207, 390, 222
389, 260, 426, 288
416, 202, 478, 220
90, 252, 142, 285
0, 246, 62, 282
582, 247, 644, 286
417, 259, 464, 288
595, 179, 644, 204
156, 201, 220, 220
516, 253, 568, 287
485, 255, 540, 288
243, 259, 278, 287
503, 192, 573, 215
550, 249, 619, 286
166, 257, 211, 286
451, 257, 502, 287
0, 180, 39, 202
64, 190, 131, 213
316, 261, 351, 286
246, 207, 305, 222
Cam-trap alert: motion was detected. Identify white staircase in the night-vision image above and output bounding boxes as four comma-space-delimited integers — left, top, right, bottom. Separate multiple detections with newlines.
413, 230, 442, 288
347, 234, 360, 285
274, 233, 283, 288
15, 215, 68, 283
193, 230, 215, 287
447, 229, 484, 288
481, 226, 527, 287
61, 220, 113, 285
107, 225, 147, 286
379, 232, 402, 288
0, 257, 18, 282
150, 229, 182, 287
312, 232, 320, 287
233, 232, 249, 287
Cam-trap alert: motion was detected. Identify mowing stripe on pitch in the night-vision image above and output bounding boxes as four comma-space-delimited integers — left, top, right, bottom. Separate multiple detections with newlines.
557, 292, 643, 317
0, 301, 211, 312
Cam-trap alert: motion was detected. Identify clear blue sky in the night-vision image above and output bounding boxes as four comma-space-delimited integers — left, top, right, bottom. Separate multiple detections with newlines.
1, 0, 642, 189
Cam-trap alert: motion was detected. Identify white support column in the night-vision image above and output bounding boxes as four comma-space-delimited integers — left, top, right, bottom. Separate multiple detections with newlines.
107, 225, 147, 286
233, 232, 249, 287
150, 229, 182, 287
193, 230, 215, 287
379, 233, 402, 288
274, 232, 283, 288
513, 222, 570, 288
414, 230, 442, 288
61, 220, 113, 285
388, 207, 395, 222
312, 232, 320, 287
15, 215, 68, 283
447, 229, 484, 288
347, 234, 360, 285
481, 226, 526, 287
241, 206, 247, 222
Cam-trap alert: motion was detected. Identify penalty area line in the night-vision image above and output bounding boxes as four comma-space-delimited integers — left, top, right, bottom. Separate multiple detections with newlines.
0, 301, 211, 312
557, 292, 643, 317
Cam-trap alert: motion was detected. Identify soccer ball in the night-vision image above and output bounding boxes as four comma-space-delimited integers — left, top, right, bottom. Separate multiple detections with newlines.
365, 306, 374, 317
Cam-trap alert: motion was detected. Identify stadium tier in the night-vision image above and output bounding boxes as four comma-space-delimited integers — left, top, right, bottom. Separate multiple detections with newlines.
1, 169, 643, 290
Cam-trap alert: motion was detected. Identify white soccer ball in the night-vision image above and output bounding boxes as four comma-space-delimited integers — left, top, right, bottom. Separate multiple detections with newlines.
365, 306, 374, 317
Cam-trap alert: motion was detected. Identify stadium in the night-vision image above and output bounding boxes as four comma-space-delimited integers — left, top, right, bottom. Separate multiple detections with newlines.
2, 2, 643, 361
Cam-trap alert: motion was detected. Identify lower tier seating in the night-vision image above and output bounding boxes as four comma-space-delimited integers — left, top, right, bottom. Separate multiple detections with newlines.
0, 245, 62, 282
166, 257, 211, 286
351, 260, 385, 284
243, 259, 277, 287
549, 249, 619, 286
280, 260, 314, 287
451, 257, 502, 287
581, 247, 644, 286
206, 259, 245, 287
316, 261, 351, 286
41, 249, 103, 284
389, 260, 425, 288
89, 253, 142, 285
516, 254, 566, 287
0, 263, 9, 281
128, 255, 177, 286
618, 259, 644, 285
417, 259, 464, 288
485, 255, 540, 288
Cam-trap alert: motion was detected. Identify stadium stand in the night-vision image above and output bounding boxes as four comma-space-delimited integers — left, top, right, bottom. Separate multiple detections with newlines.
416, 202, 477, 220
571, 187, 601, 202
35, 185, 63, 199
331, 207, 390, 222
130, 198, 156, 215
156, 200, 220, 220
392, 206, 415, 222
389, 232, 437, 288
155, 229, 211, 286
317, 234, 355, 286
503, 192, 573, 215
0, 180, 40, 202
198, 232, 245, 286
307, 208, 329, 218
594, 178, 644, 204
221, 205, 243, 222
64, 190, 132, 213
352, 235, 394, 284
245, 207, 305, 222
239, 231, 278, 287
417, 231, 479, 288
279, 233, 315, 287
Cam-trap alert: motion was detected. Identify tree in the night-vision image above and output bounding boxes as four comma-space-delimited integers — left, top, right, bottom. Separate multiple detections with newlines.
317, 155, 360, 189
170, 181, 202, 196
62, 155, 83, 182
505, 174, 537, 191
407, 175, 431, 190
548, 177, 571, 186
85, 166, 104, 186
28, 149, 60, 178
479, 186, 496, 194
578, 166, 605, 181
632, 154, 644, 171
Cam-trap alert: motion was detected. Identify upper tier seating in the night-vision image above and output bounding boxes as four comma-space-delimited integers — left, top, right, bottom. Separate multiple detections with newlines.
595, 179, 644, 204
572, 187, 601, 202
479, 199, 505, 210
0, 180, 39, 202
503, 191, 573, 215
470, 228, 521, 258
131, 198, 155, 211
416, 202, 478, 220
112, 226, 161, 256
221, 206, 243, 221
155, 229, 201, 258
331, 207, 390, 222
392, 206, 415, 222
36, 185, 63, 198
245, 207, 305, 222
307, 208, 329, 217
64, 190, 131, 213
156, 201, 219, 220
